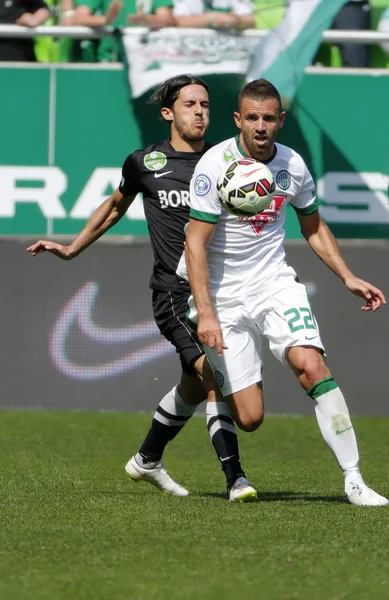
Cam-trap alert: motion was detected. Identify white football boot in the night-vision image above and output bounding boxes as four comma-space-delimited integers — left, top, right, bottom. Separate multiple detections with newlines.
125, 455, 189, 497
228, 476, 258, 503
346, 478, 388, 507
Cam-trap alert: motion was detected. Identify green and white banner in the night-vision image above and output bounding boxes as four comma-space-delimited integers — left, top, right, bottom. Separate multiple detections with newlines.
247, 0, 348, 104
121, 28, 259, 98
0, 65, 388, 238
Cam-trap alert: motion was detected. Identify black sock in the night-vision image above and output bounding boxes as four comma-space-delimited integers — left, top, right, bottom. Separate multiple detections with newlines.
206, 402, 245, 488
138, 386, 197, 463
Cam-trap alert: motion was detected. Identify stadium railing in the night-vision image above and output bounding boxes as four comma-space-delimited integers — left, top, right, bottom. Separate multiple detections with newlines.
0, 25, 389, 45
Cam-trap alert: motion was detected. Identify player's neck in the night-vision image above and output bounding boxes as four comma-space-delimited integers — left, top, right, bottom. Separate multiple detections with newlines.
238, 134, 276, 163
170, 135, 204, 153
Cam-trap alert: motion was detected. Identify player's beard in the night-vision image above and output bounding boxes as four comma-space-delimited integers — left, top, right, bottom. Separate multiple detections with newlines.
185, 131, 205, 143
241, 130, 275, 162
181, 124, 206, 142
174, 114, 207, 143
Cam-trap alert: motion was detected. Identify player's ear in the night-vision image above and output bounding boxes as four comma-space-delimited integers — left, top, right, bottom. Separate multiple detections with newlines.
278, 110, 286, 130
161, 107, 173, 122
233, 111, 241, 129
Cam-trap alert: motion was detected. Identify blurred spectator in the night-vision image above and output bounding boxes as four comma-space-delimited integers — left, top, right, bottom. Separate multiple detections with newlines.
253, 0, 285, 30
35, 0, 74, 61
331, 1, 371, 67
72, 0, 173, 61
174, 0, 255, 29
127, 0, 174, 26
0, 0, 50, 60
377, 6, 389, 55
71, 0, 123, 61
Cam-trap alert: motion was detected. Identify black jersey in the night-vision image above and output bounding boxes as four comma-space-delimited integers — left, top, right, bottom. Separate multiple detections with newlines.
119, 139, 212, 291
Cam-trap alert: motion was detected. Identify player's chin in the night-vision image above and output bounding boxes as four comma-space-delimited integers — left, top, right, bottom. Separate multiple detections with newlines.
191, 130, 205, 140
192, 123, 206, 134
254, 139, 269, 153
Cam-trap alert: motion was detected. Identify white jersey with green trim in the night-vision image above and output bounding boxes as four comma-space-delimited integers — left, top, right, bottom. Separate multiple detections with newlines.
187, 136, 317, 298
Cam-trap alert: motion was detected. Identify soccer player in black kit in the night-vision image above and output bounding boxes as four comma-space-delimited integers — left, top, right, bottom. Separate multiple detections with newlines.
26, 75, 257, 502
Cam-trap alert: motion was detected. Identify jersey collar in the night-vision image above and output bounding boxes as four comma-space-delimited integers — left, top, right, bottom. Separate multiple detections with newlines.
235, 135, 278, 164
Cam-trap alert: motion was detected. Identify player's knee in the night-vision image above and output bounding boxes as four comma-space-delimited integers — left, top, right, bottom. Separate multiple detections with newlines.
235, 412, 264, 432
301, 352, 330, 388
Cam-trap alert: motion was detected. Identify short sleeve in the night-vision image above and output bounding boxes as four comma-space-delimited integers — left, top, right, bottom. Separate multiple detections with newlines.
173, 0, 204, 17
230, 0, 253, 17
290, 160, 318, 216
118, 153, 142, 197
189, 157, 221, 224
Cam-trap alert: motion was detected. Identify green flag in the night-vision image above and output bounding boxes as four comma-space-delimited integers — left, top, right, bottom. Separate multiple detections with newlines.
247, 0, 348, 106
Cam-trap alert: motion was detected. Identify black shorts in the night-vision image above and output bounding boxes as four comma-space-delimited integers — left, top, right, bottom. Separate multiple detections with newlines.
152, 288, 204, 374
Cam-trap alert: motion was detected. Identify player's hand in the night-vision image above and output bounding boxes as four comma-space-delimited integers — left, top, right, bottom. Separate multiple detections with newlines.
26, 240, 73, 260
105, 0, 123, 24
197, 315, 227, 356
344, 275, 386, 312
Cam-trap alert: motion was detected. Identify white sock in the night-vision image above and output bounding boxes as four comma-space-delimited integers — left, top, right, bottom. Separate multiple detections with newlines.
153, 385, 198, 426
309, 378, 362, 489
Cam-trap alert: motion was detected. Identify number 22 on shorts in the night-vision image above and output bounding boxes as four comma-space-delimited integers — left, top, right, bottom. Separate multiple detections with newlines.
284, 307, 316, 333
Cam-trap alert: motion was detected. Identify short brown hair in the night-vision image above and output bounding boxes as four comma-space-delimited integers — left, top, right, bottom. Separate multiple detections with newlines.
238, 79, 282, 111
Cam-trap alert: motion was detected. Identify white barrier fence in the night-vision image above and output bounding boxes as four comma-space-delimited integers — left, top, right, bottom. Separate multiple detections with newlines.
0, 25, 389, 44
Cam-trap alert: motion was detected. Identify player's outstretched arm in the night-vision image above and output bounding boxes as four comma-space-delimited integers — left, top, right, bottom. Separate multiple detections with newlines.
186, 218, 227, 356
298, 210, 386, 311
26, 189, 136, 260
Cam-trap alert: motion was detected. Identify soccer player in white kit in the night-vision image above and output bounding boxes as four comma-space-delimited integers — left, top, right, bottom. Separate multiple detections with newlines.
184, 78, 388, 506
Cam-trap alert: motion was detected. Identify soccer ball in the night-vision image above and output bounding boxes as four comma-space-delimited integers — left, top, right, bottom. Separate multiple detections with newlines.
217, 158, 275, 217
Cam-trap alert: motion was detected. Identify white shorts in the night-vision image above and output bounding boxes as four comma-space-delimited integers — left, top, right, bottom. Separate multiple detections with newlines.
187, 265, 325, 396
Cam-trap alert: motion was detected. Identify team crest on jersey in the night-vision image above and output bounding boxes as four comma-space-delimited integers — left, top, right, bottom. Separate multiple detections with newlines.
223, 148, 236, 164
194, 174, 211, 196
144, 151, 167, 171
239, 195, 287, 236
276, 170, 291, 191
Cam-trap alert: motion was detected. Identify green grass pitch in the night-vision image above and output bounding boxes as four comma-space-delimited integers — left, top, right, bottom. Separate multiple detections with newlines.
1, 410, 388, 600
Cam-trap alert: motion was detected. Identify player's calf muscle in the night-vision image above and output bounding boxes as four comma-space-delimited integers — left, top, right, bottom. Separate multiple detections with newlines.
227, 384, 264, 432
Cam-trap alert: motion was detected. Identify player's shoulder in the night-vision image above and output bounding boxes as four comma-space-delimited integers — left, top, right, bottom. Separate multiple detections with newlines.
123, 140, 170, 162
275, 142, 307, 171
197, 137, 236, 166
121, 140, 174, 174
142, 139, 171, 155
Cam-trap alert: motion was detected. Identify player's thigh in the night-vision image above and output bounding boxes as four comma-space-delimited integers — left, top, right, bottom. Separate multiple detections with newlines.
226, 382, 264, 433
191, 354, 224, 402
188, 296, 263, 410
203, 319, 262, 402
178, 368, 208, 406
262, 272, 325, 367
179, 354, 225, 405
152, 288, 204, 377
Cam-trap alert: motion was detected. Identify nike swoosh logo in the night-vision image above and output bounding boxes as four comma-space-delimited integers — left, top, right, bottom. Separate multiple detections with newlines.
220, 455, 236, 463
336, 426, 353, 435
241, 168, 259, 179
154, 171, 173, 178
305, 336, 316, 341
49, 282, 174, 380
